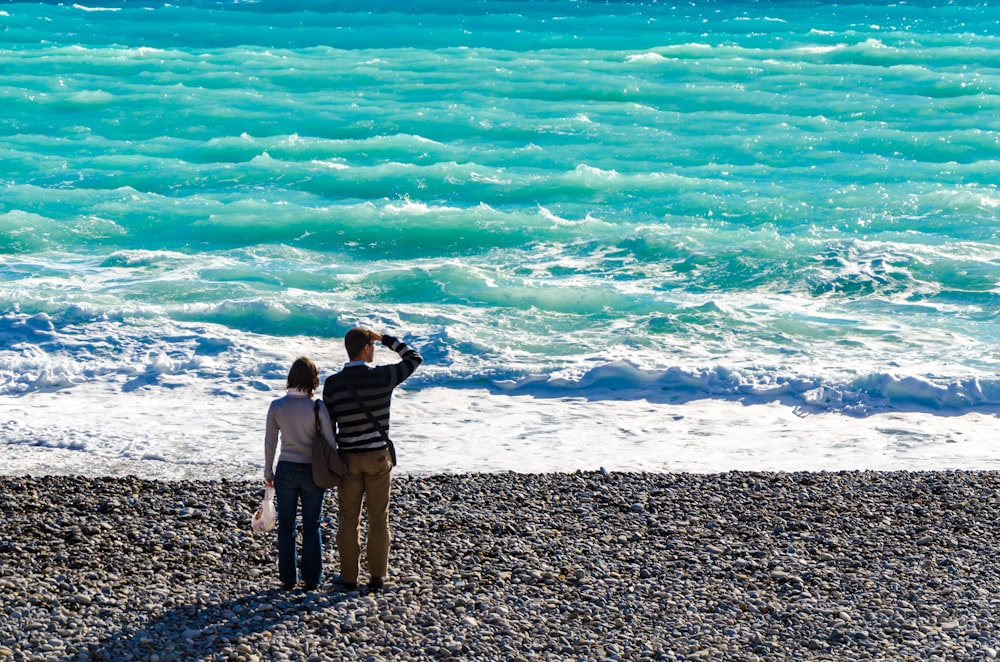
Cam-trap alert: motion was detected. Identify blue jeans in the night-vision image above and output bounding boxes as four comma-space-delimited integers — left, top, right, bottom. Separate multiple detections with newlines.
274, 461, 326, 585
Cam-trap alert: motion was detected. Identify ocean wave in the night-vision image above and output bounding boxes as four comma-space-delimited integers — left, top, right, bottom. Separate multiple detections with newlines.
4, 0, 999, 429
3, 309, 998, 419
466, 361, 1000, 417
100, 249, 192, 268
625, 52, 668, 63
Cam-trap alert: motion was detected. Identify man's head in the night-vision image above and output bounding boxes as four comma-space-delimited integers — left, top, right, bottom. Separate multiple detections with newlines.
345, 327, 375, 362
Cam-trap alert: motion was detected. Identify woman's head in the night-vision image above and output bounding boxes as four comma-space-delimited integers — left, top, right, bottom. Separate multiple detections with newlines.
286, 356, 320, 396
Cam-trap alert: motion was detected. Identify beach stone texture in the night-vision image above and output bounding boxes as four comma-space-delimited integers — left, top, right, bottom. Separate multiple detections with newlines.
1, 471, 999, 661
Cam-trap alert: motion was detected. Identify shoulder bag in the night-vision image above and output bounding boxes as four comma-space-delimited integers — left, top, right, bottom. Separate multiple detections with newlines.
312, 400, 347, 488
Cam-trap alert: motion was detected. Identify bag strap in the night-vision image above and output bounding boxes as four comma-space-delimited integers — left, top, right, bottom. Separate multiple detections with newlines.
345, 384, 397, 467
313, 400, 321, 435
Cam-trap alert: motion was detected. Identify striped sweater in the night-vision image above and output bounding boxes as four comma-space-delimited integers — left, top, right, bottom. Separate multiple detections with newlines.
322, 335, 422, 453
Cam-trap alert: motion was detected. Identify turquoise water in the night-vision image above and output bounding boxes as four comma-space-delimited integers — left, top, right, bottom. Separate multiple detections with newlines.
2, 1, 1000, 416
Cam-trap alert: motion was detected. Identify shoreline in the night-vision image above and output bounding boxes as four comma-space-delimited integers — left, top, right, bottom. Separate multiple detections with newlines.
2, 470, 999, 660
7, 388, 1000, 478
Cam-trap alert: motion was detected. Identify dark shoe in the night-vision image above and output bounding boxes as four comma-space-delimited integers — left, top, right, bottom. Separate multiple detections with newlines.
331, 576, 358, 592
367, 576, 384, 593
304, 583, 318, 591
280, 582, 296, 592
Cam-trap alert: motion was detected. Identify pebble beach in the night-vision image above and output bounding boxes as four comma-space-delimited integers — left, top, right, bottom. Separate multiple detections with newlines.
3, 471, 1000, 661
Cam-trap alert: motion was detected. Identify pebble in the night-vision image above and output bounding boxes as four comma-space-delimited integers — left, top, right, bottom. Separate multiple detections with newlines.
2, 470, 1000, 660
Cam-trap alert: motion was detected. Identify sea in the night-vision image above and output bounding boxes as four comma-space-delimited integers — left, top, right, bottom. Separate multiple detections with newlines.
2, 0, 999, 480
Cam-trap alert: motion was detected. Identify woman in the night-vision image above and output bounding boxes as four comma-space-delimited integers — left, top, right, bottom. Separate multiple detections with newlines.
264, 356, 337, 591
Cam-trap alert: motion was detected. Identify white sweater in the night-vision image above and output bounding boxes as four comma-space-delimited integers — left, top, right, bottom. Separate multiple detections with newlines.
264, 391, 336, 481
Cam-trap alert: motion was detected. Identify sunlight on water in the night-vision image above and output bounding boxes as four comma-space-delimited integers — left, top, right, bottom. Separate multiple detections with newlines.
2, 1, 999, 476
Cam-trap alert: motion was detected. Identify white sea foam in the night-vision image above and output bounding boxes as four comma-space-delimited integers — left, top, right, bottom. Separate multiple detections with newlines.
72, 4, 122, 12
385, 198, 461, 215
626, 53, 667, 63
312, 159, 350, 170
5, 376, 999, 480
3, 307, 1000, 480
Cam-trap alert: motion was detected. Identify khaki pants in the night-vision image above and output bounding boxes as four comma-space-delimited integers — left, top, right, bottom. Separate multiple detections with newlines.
336, 449, 393, 584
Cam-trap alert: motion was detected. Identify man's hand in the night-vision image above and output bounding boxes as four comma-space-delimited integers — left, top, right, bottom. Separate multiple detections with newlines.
368, 331, 384, 343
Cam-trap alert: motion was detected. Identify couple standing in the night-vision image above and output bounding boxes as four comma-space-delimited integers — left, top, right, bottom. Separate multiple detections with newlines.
263, 327, 423, 592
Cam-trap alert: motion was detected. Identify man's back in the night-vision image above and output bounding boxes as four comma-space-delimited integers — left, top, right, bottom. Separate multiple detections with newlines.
323, 334, 422, 453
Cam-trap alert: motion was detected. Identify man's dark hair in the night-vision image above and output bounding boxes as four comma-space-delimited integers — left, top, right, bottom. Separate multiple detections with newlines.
286, 356, 320, 395
345, 328, 372, 361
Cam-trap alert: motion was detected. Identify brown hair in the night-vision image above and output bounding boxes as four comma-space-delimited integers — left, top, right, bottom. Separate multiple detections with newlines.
345, 328, 373, 360
286, 357, 320, 396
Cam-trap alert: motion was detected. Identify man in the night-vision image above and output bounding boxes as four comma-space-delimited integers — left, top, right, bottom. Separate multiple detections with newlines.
323, 327, 422, 593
